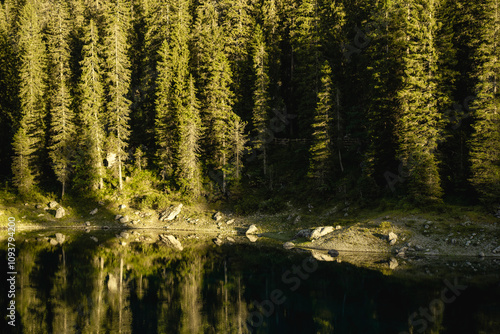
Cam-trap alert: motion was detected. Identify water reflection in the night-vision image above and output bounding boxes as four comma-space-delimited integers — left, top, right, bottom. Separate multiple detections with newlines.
1, 230, 499, 333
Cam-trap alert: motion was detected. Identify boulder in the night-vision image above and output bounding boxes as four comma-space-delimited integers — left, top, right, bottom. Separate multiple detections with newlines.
55, 233, 65, 244
309, 226, 334, 240
283, 241, 295, 250
90, 208, 98, 215
294, 229, 311, 239
388, 257, 398, 269
246, 234, 259, 242
55, 207, 65, 219
388, 232, 398, 245
213, 211, 223, 221
246, 224, 259, 235
213, 237, 223, 246
119, 216, 130, 224
159, 204, 183, 221
159, 234, 183, 251
48, 201, 58, 209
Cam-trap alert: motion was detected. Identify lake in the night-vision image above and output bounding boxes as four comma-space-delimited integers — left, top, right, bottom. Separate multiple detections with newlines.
1, 229, 500, 333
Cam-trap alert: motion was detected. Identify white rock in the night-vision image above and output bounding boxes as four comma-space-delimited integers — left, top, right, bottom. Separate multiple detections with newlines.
309, 226, 334, 240
159, 234, 183, 251
246, 224, 259, 235
115, 215, 122, 220
90, 208, 98, 215
55, 207, 65, 219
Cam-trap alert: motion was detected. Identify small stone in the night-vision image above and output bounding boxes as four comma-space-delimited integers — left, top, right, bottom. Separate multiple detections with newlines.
294, 229, 311, 239
35, 204, 44, 209
479, 252, 485, 258
120, 232, 129, 239
121, 241, 127, 246
213, 238, 223, 246
309, 226, 334, 240
85, 221, 91, 226
49, 238, 58, 246
90, 208, 98, 215
344, 213, 348, 217
55, 233, 66, 244
283, 241, 295, 249
115, 215, 123, 220
226, 219, 235, 225
159, 234, 183, 251
335, 225, 342, 230
466, 240, 471, 246
226, 237, 235, 243
388, 232, 398, 244
328, 249, 339, 257
492, 246, 500, 254
48, 201, 58, 209
119, 204, 126, 210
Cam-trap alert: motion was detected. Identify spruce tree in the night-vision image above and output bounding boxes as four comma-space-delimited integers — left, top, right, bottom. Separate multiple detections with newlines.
47, 0, 75, 197
77, 18, 106, 191
103, 0, 132, 190
12, 0, 47, 194
308, 61, 333, 186
396, 0, 443, 203
469, 0, 500, 203
251, 25, 271, 176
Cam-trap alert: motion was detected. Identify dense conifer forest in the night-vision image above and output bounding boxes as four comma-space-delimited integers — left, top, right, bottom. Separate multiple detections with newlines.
0, 0, 499, 211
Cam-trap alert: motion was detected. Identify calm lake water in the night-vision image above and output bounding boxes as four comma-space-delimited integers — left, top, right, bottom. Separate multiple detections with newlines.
1, 229, 500, 334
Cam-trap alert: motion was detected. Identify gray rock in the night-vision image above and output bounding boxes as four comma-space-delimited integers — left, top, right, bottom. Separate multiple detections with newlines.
159, 204, 183, 221
48, 201, 58, 209
213, 238, 223, 246
294, 229, 311, 239
294, 215, 301, 224
492, 246, 500, 254
328, 249, 339, 257
213, 211, 223, 221
90, 208, 98, 215
283, 241, 295, 250
246, 224, 259, 235
479, 252, 485, 258
119, 216, 130, 224
226, 219, 235, 225
309, 226, 334, 240
55, 233, 65, 244
55, 207, 65, 218
159, 234, 183, 251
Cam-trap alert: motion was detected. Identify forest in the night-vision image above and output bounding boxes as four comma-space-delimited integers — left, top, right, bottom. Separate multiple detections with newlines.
0, 0, 499, 212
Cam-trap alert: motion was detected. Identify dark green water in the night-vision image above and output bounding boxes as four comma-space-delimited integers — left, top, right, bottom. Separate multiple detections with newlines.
1, 229, 500, 334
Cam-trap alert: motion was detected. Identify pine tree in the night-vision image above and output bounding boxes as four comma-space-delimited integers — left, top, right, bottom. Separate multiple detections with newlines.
396, 0, 443, 203
12, 0, 47, 194
251, 25, 271, 176
77, 18, 106, 191
103, 0, 132, 190
47, 0, 75, 197
469, 0, 500, 203
308, 61, 333, 186
176, 76, 202, 196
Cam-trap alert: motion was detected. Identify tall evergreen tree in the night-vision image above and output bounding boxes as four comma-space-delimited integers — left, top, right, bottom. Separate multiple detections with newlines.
251, 25, 271, 176
395, 0, 443, 203
308, 61, 333, 186
77, 18, 106, 191
12, 0, 47, 194
103, 0, 132, 190
47, 0, 75, 197
469, 0, 500, 203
